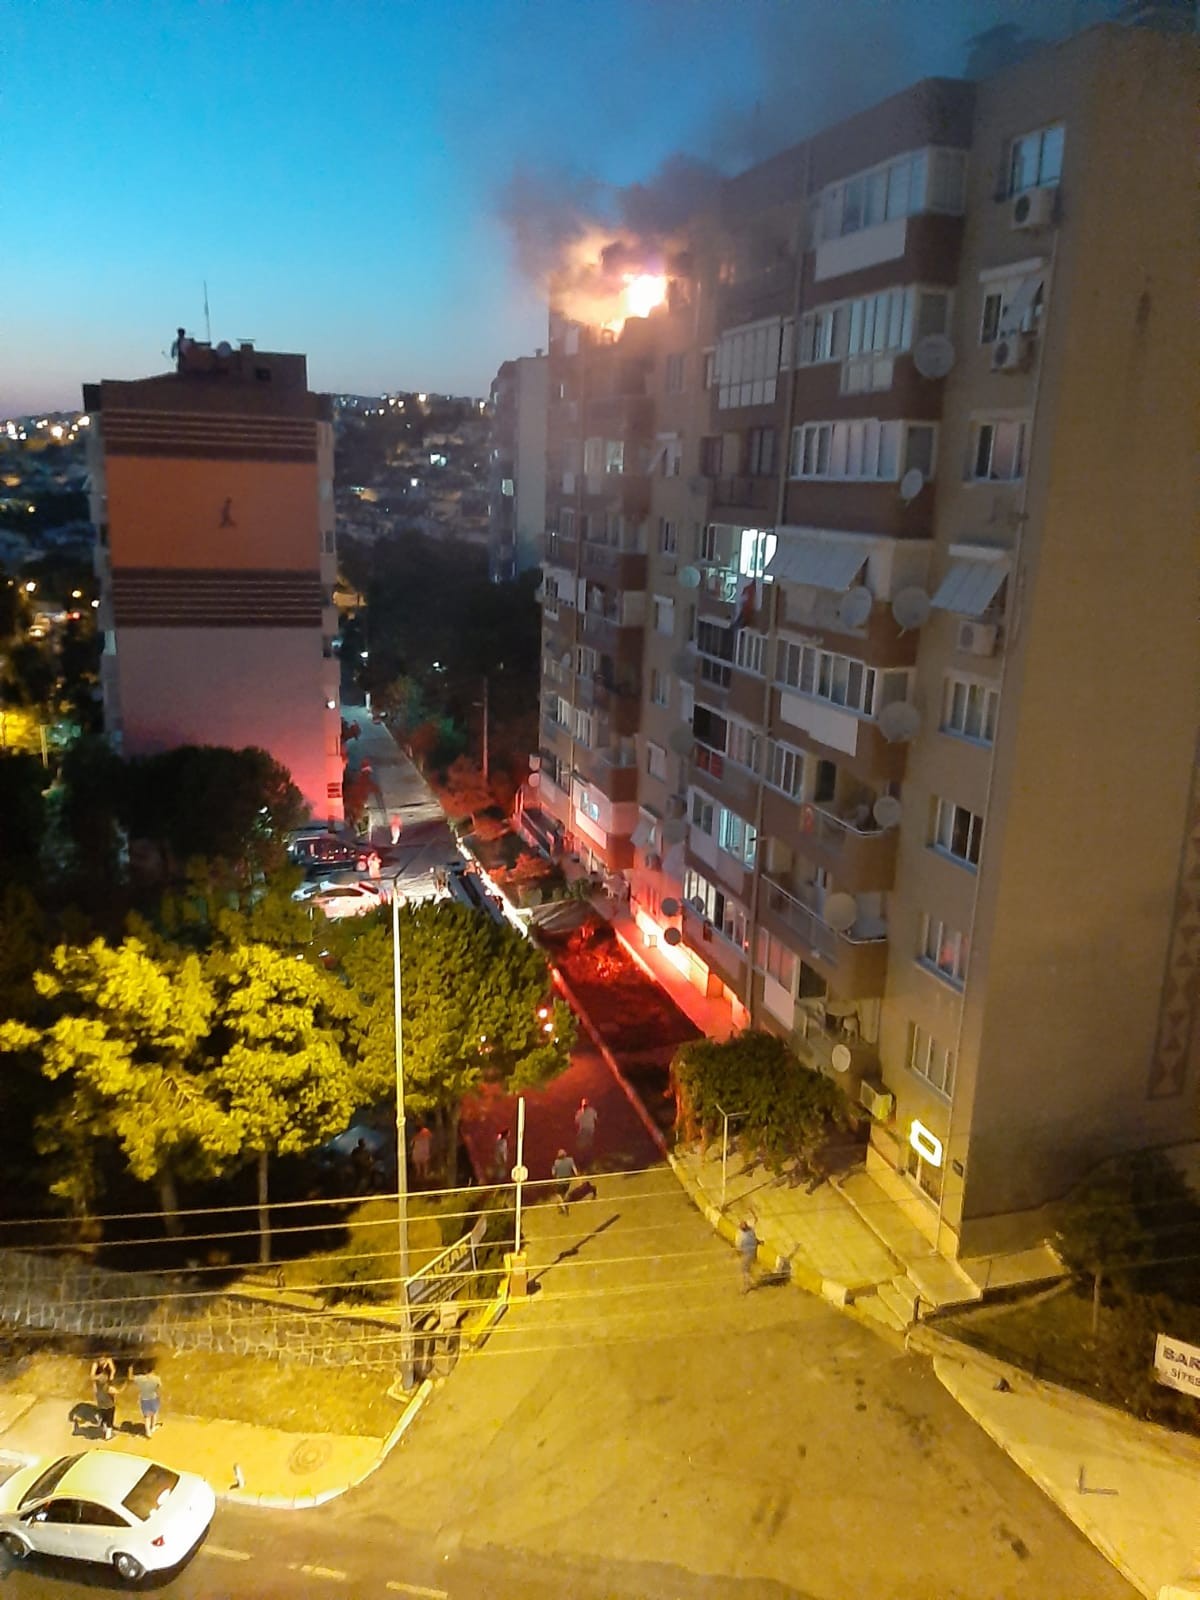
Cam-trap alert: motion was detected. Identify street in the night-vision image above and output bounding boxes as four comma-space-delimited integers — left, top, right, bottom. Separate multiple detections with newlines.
1, 1169, 1134, 1599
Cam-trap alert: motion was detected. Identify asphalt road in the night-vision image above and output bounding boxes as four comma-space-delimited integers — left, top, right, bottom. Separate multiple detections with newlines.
0, 1169, 1135, 1600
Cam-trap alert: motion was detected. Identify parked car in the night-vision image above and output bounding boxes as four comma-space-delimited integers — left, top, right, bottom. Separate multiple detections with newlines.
0, 1450, 216, 1584
287, 832, 360, 867
309, 881, 384, 920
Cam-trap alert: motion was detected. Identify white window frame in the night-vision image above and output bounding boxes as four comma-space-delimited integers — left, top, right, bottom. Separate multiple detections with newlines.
931, 797, 984, 869
573, 707, 594, 746
652, 594, 675, 636
918, 914, 970, 988
645, 741, 667, 782
777, 639, 912, 721
715, 318, 784, 411
717, 806, 758, 867
690, 791, 715, 835
1007, 124, 1065, 196
756, 927, 798, 991
909, 1022, 956, 1098
788, 419, 936, 483
734, 629, 767, 676
815, 146, 967, 244
684, 868, 749, 950
725, 718, 760, 773
968, 418, 1028, 483
649, 667, 670, 708
942, 674, 998, 745
766, 740, 805, 799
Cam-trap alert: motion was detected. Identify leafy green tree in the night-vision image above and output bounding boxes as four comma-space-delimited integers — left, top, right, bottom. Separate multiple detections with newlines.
672, 1030, 851, 1176
341, 902, 574, 1178
207, 943, 367, 1262
0, 937, 237, 1232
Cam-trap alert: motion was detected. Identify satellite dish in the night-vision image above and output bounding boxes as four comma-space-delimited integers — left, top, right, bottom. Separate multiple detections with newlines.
838, 586, 872, 629
670, 650, 695, 676
678, 566, 702, 590
878, 700, 921, 743
824, 893, 858, 933
667, 725, 695, 756
831, 1043, 853, 1073
661, 817, 688, 844
873, 794, 903, 829
912, 334, 955, 380
527, 771, 541, 788
892, 587, 931, 631
215, 340, 233, 359
528, 753, 541, 770
663, 926, 683, 946
899, 468, 925, 503
688, 895, 707, 913
661, 895, 680, 917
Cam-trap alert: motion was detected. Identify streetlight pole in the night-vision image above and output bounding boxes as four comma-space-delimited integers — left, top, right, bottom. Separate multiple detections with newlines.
513, 1095, 526, 1256
481, 673, 489, 784
391, 891, 415, 1390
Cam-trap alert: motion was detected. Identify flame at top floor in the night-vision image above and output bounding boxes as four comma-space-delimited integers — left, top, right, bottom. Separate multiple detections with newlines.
550, 227, 674, 337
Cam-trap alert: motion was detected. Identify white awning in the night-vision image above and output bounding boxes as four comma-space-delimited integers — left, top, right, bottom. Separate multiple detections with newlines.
999, 273, 1045, 335
630, 818, 655, 852
932, 557, 1009, 616
766, 537, 866, 593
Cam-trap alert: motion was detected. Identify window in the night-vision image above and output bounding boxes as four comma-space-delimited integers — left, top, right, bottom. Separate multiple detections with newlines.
661, 438, 683, 477
691, 791, 715, 834
909, 1023, 956, 1098
789, 419, 934, 482
777, 639, 913, 720
766, 740, 805, 798
1008, 124, 1065, 195
980, 291, 1004, 345
665, 353, 686, 393
658, 518, 678, 555
652, 594, 675, 636
700, 436, 723, 477
942, 675, 999, 744
718, 807, 758, 866
726, 719, 759, 772
583, 437, 603, 475
559, 508, 576, 539
932, 798, 984, 868
703, 349, 716, 389
683, 869, 749, 949
969, 419, 1027, 482
746, 427, 776, 477
918, 914, 970, 987
576, 645, 598, 677
816, 147, 963, 242
698, 524, 721, 563
646, 741, 667, 782
799, 288, 920, 365
649, 667, 670, 708
604, 439, 624, 474
573, 708, 594, 746
715, 319, 784, 409
979, 273, 1045, 345
735, 629, 766, 676
756, 928, 798, 991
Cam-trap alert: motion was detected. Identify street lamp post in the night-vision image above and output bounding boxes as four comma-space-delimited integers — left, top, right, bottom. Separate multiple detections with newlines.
391, 892, 416, 1390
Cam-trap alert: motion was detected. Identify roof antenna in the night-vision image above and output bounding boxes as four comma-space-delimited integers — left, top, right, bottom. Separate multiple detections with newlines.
203, 281, 212, 344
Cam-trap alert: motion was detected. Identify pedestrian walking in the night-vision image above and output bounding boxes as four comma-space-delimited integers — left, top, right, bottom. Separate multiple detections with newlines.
551, 1149, 578, 1214
735, 1219, 759, 1293
492, 1128, 510, 1184
90, 1356, 120, 1439
574, 1098, 598, 1165
132, 1364, 162, 1437
411, 1125, 433, 1183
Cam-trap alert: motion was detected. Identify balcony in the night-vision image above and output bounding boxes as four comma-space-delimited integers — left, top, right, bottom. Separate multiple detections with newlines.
580, 608, 643, 658
759, 789, 899, 893
580, 540, 647, 591
716, 260, 797, 327
760, 877, 889, 998
711, 476, 775, 519
574, 744, 638, 803
580, 472, 651, 521
691, 742, 760, 814
794, 1007, 881, 1081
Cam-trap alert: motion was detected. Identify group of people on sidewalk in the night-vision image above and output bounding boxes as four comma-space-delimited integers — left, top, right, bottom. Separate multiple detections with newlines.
81, 1356, 162, 1441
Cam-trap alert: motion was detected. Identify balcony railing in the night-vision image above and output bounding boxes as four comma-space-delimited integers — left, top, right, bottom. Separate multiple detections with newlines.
763, 877, 888, 961
711, 476, 774, 513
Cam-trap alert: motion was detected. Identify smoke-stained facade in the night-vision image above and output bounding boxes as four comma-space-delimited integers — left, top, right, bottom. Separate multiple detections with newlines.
528, 23, 1200, 1268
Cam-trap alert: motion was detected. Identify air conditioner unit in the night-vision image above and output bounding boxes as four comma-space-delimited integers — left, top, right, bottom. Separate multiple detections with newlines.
956, 619, 998, 657
990, 333, 1031, 373
1010, 186, 1055, 231
859, 1081, 894, 1121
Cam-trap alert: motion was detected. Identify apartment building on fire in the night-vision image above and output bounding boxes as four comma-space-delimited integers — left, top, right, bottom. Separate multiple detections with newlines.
528, 25, 1199, 1261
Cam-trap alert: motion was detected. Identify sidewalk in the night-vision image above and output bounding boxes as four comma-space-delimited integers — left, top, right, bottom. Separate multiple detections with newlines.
0, 1384, 432, 1510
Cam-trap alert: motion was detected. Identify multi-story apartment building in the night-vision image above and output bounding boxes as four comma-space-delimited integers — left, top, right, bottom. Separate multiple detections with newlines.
488, 353, 548, 582
84, 340, 343, 821
534, 24, 1198, 1262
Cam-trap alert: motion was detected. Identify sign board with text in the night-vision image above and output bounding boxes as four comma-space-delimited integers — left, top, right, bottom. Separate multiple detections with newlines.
1154, 1334, 1200, 1399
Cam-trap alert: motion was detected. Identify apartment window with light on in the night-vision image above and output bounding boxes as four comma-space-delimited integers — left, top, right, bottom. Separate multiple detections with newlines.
909, 1023, 956, 1098
969, 419, 1027, 482
918, 914, 970, 987
646, 742, 667, 782
665, 353, 686, 394
943, 675, 998, 744
931, 797, 984, 869
605, 440, 624, 475
683, 869, 749, 949
718, 807, 758, 867
1008, 124, 1065, 196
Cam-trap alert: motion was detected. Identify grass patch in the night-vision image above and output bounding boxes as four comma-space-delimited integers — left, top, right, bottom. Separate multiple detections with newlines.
278, 1193, 467, 1304
0, 1344, 401, 1438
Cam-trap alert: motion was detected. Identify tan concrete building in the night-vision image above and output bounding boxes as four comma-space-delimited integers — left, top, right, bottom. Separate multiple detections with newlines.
531, 24, 1199, 1261
84, 340, 343, 821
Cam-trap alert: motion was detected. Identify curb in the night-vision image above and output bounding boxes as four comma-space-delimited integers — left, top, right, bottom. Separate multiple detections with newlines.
221, 1377, 435, 1512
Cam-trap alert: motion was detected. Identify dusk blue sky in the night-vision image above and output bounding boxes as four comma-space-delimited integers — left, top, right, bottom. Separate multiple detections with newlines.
4, 0, 1123, 414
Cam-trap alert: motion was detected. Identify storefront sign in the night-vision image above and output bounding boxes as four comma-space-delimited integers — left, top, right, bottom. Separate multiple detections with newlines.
1154, 1334, 1200, 1398
909, 1120, 943, 1167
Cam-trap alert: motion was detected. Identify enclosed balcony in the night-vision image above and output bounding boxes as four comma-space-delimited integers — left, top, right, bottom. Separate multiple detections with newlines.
580, 539, 647, 591
759, 876, 889, 997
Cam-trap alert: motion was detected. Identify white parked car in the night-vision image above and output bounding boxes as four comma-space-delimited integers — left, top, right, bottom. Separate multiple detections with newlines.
0, 1450, 216, 1583
310, 881, 384, 919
